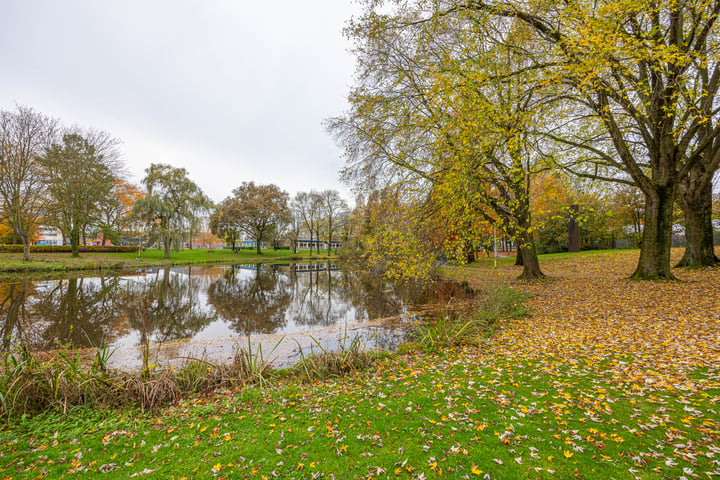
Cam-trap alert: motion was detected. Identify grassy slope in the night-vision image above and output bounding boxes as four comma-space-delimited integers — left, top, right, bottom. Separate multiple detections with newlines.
1, 249, 719, 479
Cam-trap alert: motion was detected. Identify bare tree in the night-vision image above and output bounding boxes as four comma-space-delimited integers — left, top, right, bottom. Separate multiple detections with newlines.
287, 208, 304, 253
0, 106, 58, 261
292, 191, 324, 255
319, 190, 349, 255
41, 131, 118, 257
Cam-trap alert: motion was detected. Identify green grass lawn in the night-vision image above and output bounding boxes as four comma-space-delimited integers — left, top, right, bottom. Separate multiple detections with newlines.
467, 248, 641, 269
1, 249, 718, 479
1, 350, 717, 479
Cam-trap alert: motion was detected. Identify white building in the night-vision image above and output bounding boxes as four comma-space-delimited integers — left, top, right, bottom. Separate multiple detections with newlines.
35, 226, 63, 245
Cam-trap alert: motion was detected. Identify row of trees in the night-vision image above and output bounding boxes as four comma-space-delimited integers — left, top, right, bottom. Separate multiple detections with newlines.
0, 106, 143, 260
0, 105, 352, 261
209, 185, 351, 256
329, 0, 720, 280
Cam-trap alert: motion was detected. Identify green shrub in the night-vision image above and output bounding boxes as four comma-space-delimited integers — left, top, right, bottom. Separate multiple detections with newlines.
413, 311, 476, 352
292, 323, 376, 381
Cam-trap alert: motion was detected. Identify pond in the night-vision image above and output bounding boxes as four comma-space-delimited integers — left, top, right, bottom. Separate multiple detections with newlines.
0, 263, 468, 369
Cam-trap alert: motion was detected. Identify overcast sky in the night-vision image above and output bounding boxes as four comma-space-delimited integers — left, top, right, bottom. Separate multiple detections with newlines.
0, 1, 362, 204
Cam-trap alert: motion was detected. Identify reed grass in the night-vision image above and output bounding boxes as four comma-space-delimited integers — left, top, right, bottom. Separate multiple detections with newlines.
0, 337, 284, 419
292, 322, 376, 381
0, 284, 526, 420
411, 282, 528, 352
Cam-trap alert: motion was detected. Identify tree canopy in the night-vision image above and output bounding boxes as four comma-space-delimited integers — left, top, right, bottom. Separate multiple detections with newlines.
457, 0, 720, 278
0, 106, 57, 261
41, 132, 117, 257
231, 182, 291, 255
329, 0, 720, 280
133, 163, 212, 259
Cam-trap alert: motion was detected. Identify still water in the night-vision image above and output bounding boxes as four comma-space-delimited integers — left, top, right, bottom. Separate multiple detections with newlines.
0, 263, 458, 368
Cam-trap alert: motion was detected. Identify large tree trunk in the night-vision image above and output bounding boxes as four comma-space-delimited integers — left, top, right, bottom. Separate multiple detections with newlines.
676, 172, 718, 268
163, 237, 171, 259
22, 238, 31, 262
631, 185, 676, 280
568, 204, 580, 253
256, 237, 262, 255
70, 228, 80, 258
517, 230, 543, 280
465, 240, 475, 264
515, 248, 523, 266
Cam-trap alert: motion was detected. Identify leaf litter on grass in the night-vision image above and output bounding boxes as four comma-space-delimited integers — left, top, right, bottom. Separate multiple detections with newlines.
1, 249, 719, 479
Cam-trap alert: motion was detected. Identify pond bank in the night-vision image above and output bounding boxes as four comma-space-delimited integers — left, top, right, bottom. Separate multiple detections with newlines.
4, 251, 718, 479
0, 249, 337, 280
89, 315, 411, 372
0, 273, 510, 420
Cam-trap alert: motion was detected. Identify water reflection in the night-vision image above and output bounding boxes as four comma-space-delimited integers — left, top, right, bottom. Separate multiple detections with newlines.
0, 263, 447, 355
207, 264, 292, 335
0, 280, 33, 350
30, 277, 121, 350
116, 266, 216, 345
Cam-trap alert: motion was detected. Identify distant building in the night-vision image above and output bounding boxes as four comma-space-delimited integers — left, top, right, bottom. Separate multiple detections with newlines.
240, 240, 267, 249
297, 238, 341, 250
34, 226, 63, 245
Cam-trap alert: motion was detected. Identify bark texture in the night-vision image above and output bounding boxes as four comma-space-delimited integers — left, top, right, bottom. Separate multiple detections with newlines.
631, 185, 677, 280
676, 170, 718, 268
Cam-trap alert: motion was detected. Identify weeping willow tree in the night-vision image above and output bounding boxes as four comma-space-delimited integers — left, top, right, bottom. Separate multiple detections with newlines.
133, 164, 212, 259
328, 2, 556, 279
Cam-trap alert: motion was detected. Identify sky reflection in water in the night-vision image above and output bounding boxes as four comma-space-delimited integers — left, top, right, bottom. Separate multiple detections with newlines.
1, 263, 442, 357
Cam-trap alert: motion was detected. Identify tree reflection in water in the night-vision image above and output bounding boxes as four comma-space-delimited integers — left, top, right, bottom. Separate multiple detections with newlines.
206, 264, 292, 335
1, 263, 445, 354
0, 280, 33, 350
115, 266, 216, 345
288, 264, 352, 327
23, 277, 120, 350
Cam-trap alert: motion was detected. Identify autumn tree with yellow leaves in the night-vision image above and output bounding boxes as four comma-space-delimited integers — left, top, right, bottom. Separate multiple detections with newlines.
97, 178, 144, 246
332, 0, 720, 279
329, 1, 558, 279
453, 0, 720, 277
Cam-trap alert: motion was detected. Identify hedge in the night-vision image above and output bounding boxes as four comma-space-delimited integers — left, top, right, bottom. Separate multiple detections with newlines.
0, 245, 139, 253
